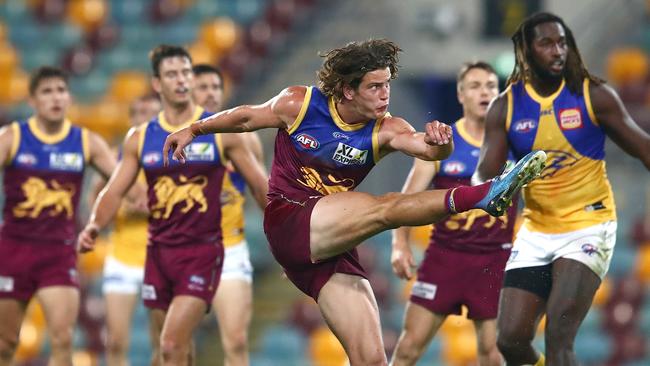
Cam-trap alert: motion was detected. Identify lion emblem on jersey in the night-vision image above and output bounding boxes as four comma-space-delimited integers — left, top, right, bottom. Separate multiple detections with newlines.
445, 209, 508, 231
297, 166, 355, 195
13, 177, 75, 219
151, 175, 208, 219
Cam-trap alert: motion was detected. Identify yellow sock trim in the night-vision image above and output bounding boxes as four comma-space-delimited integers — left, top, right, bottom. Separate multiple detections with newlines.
534, 353, 545, 366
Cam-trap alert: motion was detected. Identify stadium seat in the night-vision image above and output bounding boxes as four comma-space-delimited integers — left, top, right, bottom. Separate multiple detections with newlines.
199, 17, 240, 55
108, 70, 150, 103
67, 0, 109, 33
86, 22, 119, 51
606, 48, 649, 86
574, 332, 613, 364
309, 325, 348, 366
32, 0, 66, 24
259, 324, 308, 363
0, 69, 28, 105
61, 45, 95, 76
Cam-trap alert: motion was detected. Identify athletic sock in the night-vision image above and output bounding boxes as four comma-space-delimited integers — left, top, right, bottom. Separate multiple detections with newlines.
444, 181, 491, 213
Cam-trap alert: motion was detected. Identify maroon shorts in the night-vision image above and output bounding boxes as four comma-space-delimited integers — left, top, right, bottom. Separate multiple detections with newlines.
143, 242, 224, 311
410, 244, 510, 320
264, 195, 367, 300
0, 237, 78, 301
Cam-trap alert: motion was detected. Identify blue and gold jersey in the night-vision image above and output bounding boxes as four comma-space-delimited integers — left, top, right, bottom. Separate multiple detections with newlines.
429, 119, 516, 252
139, 107, 227, 246
268, 87, 385, 200
505, 79, 616, 233
2, 117, 89, 245
220, 169, 246, 247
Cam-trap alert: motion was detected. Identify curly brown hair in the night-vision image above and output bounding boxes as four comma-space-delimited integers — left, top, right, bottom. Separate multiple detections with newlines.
317, 39, 402, 100
507, 12, 603, 94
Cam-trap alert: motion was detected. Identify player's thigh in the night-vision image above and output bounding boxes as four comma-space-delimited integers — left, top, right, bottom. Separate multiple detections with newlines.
212, 279, 252, 334
149, 308, 166, 348
36, 286, 80, 332
497, 287, 545, 340
311, 191, 392, 250
473, 318, 498, 351
0, 299, 26, 344
400, 302, 446, 348
161, 295, 207, 343
545, 258, 600, 333
317, 273, 384, 358
105, 292, 139, 339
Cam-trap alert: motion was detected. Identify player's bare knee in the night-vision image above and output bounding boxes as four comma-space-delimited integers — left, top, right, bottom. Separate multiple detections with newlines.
544, 319, 576, 348
349, 352, 387, 366
375, 192, 403, 229
160, 337, 185, 360
49, 327, 74, 350
106, 335, 128, 356
496, 331, 527, 355
223, 330, 248, 356
393, 336, 423, 364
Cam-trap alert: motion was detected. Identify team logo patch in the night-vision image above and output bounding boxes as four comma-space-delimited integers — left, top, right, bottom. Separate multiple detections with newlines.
184, 142, 214, 161
443, 161, 465, 175
332, 142, 368, 165
540, 150, 579, 179
560, 108, 583, 130
411, 281, 437, 300
16, 153, 37, 166
143, 152, 161, 165
0, 276, 14, 292
513, 119, 537, 133
50, 153, 83, 171
295, 133, 320, 150
581, 243, 599, 256
13, 177, 74, 219
188, 275, 206, 291
142, 284, 157, 300
151, 175, 208, 219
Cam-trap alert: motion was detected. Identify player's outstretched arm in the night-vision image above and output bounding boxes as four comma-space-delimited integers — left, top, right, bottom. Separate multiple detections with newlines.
379, 117, 453, 161
222, 133, 269, 210
163, 86, 306, 165
78, 127, 143, 253
473, 93, 510, 184
391, 158, 438, 280
590, 83, 650, 170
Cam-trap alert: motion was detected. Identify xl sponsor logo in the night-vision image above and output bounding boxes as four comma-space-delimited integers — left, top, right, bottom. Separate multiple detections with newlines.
50, 152, 83, 171
332, 142, 368, 165
184, 142, 214, 161
560, 108, 583, 130
295, 133, 319, 149
513, 119, 537, 133
443, 161, 465, 175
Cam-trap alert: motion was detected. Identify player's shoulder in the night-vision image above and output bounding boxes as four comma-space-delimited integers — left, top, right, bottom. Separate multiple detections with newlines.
587, 79, 619, 106
379, 114, 412, 131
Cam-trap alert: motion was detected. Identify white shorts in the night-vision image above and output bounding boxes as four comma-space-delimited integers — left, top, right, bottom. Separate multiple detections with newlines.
102, 256, 145, 295
221, 240, 253, 283
506, 221, 617, 279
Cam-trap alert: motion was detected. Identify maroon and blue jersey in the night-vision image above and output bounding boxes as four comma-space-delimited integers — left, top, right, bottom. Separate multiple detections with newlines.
268, 87, 386, 200
139, 108, 226, 246
429, 119, 516, 253
1, 118, 89, 246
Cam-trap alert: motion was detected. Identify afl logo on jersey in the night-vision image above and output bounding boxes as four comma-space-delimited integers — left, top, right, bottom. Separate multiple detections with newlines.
559, 108, 583, 130
295, 133, 320, 150
143, 152, 162, 166
443, 161, 465, 175
513, 119, 537, 133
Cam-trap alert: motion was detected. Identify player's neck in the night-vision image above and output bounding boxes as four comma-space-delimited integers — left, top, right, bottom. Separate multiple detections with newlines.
461, 115, 485, 142
529, 75, 563, 97
161, 102, 197, 126
335, 101, 369, 125
33, 115, 66, 135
